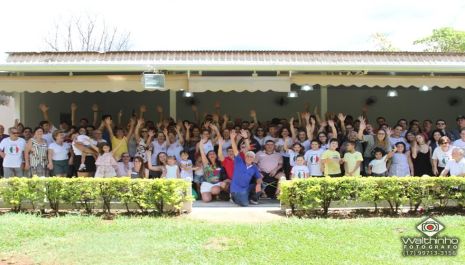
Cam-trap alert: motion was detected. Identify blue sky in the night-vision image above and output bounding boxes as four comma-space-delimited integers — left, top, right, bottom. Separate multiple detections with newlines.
0, 0, 464, 61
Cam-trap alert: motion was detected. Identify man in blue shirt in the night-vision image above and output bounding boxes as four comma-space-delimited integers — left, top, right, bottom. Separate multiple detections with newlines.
230, 130, 262, 207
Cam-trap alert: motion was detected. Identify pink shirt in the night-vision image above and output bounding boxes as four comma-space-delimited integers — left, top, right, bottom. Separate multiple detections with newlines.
254, 151, 283, 173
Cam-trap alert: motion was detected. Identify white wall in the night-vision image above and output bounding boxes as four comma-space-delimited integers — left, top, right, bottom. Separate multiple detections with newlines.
20, 86, 465, 128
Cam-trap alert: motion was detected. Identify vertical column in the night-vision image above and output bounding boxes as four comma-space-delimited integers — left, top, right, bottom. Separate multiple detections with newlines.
169, 89, 176, 120
13, 92, 25, 124
320, 85, 328, 118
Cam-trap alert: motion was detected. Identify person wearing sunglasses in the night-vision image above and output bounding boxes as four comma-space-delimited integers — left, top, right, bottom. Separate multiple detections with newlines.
0, 127, 27, 177
432, 136, 456, 176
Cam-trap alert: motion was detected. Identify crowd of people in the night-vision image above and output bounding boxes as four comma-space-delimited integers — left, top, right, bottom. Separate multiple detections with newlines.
1, 102, 465, 207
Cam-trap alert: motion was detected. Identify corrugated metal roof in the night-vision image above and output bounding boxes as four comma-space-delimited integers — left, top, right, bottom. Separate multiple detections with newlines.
6, 50, 465, 64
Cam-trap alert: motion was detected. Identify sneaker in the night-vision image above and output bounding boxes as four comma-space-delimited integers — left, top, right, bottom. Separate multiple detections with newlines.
249, 200, 259, 205
78, 164, 86, 172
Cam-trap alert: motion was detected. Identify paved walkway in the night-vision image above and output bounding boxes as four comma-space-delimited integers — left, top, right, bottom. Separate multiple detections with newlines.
184, 199, 286, 224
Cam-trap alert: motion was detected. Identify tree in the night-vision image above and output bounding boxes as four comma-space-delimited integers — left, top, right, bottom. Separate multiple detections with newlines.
370, 33, 399, 52
414, 27, 465, 52
44, 15, 131, 52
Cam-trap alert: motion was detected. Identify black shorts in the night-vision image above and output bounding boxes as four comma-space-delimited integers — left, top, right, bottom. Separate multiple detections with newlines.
73, 155, 96, 173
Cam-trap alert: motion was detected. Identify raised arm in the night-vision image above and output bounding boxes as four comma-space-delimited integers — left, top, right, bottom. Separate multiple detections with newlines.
230, 130, 239, 156
139, 105, 147, 119
217, 138, 225, 162
117, 110, 123, 128
198, 139, 209, 165
357, 116, 366, 141
250, 110, 258, 130
222, 114, 229, 131
156, 105, 164, 124
337, 113, 347, 136
104, 117, 114, 139
134, 118, 144, 142
306, 119, 315, 141
328, 120, 338, 139
289, 117, 297, 141
191, 105, 200, 125
39, 104, 54, 127
184, 122, 191, 142
175, 124, 184, 145
91, 104, 99, 127
126, 117, 136, 141
70, 103, 77, 126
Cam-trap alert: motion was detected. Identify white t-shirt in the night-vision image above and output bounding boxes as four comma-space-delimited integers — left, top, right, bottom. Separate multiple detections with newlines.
151, 140, 167, 165
444, 158, 465, 176
221, 139, 232, 155
369, 156, 388, 174
201, 139, 214, 154
165, 164, 179, 179
72, 135, 93, 156
43, 126, 57, 146
179, 159, 194, 180
304, 149, 324, 176
432, 147, 455, 168
0, 137, 26, 168
48, 142, 71, 161
291, 165, 309, 179
166, 141, 184, 161
453, 139, 465, 151
263, 135, 278, 145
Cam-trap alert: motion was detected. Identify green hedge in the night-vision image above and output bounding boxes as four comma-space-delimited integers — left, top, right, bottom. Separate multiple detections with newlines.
0, 177, 193, 215
279, 177, 465, 215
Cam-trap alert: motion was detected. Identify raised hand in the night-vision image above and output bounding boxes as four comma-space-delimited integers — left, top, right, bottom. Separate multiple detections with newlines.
118, 110, 123, 118
137, 118, 144, 127
214, 100, 221, 109
148, 130, 155, 137
184, 121, 191, 130
156, 105, 163, 113
239, 129, 248, 139
337, 113, 346, 122
328, 120, 335, 127
385, 127, 392, 137
70, 103, 77, 112
250, 109, 257, 118
104, 116, 112, 126
39, 104, 49, 113
290, 117, 294, 125
191, 105, 198, 112
91, 104, 99, 112
222, 114, 228, 121
212, 113, 219, 123
139, 105, 147, 113
230, 129, 237, 140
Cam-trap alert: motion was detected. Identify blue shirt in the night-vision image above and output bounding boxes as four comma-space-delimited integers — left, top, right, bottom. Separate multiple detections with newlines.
231, 155, 261, 193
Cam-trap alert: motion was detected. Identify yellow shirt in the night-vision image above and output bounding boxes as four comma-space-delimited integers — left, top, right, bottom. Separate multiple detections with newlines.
111, 136, 128, 161
343, 151, 363, 176
322, 150, 341, 175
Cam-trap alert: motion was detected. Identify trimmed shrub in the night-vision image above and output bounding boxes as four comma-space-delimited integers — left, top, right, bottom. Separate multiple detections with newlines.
0, 177, 192, 215
280, 176, 465, 216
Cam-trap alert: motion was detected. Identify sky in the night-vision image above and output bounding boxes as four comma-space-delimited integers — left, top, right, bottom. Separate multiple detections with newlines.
0, 0, 464, 62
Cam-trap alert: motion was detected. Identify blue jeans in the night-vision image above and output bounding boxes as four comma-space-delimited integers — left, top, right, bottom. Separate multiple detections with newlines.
231, 184, 255, 207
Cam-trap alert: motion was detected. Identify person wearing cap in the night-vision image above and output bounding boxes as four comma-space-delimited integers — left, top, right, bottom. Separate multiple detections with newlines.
229, 129, 262, 207
451, 116, 465, 142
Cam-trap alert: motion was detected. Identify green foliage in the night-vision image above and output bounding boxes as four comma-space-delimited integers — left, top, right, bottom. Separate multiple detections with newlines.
0, 177, 192, 215
280, 176, 465, 216
414, 27, 465, 52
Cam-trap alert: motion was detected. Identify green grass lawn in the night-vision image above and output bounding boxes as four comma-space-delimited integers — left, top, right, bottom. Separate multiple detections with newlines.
0, 214, 464, 265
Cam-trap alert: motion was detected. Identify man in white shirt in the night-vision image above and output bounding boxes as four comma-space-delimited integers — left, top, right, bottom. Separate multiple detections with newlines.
0, 127, 26, 177
441, 148, 465, 177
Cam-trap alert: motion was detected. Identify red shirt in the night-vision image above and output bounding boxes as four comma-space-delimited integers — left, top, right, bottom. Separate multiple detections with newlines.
222, 157, 235, 180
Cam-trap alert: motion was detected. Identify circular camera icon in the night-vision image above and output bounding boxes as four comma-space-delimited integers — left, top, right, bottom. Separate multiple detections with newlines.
421, 221, 439, 232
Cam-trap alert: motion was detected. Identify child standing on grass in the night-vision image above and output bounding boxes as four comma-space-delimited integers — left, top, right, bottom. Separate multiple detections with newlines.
290, 155, 309, 179
163, 156, 180, 179
94, 143, 119, 178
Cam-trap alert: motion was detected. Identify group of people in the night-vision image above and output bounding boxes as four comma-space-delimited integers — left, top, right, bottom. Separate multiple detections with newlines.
1, 102, 465, 207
